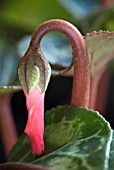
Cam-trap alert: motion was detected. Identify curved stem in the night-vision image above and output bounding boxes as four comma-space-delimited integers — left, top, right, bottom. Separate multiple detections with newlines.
89, 75, 101, 110
29, 19, 90, 107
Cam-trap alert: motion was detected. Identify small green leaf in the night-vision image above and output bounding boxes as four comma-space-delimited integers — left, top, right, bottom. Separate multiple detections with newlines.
8, 105, 112, 170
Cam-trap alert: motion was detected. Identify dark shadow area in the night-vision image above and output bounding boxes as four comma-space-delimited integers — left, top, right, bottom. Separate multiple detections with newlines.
0, 136, 6, 164
106, 73, 114, 129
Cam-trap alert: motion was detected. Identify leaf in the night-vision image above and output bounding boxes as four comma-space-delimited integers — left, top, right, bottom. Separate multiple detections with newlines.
109, 131, 114, 169
8, 133, 36, 163
8, 105, 112, 170
85, 31, 114, 76
0, 162, 51, 170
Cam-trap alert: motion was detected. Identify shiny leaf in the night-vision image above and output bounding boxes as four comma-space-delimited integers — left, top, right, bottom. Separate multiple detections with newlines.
109, 131, 114, 169
8, 106, 112, 170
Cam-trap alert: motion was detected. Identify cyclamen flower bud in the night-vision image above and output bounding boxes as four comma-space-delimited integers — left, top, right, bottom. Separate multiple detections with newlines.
18, 47, 51, 155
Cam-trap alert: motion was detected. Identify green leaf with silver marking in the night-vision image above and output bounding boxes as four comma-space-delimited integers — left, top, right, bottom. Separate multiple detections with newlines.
8, 105, 113, 170
109, 131, 114, 170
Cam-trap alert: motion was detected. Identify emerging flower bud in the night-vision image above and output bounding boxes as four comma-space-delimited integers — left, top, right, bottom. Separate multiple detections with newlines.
18, 47, 51, 155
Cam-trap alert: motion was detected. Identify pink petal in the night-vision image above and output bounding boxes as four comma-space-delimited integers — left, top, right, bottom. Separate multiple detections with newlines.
24, 85, 45, 155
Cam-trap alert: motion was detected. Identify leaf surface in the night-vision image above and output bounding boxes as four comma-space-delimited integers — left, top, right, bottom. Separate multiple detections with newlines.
109, 131, 114, 169
8, 105, 112, 170
85, 31, 114, 76
0, 162, 50, 170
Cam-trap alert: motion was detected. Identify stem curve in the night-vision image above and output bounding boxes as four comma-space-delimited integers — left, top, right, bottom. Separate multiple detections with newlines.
30, 19, 90, 107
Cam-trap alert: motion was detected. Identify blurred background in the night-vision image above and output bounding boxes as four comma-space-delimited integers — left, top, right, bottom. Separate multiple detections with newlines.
1, 0, 114, 163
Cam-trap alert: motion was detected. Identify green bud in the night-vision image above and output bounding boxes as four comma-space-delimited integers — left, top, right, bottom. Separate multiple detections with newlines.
18, 47, 51, 93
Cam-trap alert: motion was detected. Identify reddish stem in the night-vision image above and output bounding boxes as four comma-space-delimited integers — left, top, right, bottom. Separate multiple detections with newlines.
89, 69, 109, 115
89, 75, 101, 110
96, 69, 109, 115
0, 94, 18, 156
30, 19, 90, 107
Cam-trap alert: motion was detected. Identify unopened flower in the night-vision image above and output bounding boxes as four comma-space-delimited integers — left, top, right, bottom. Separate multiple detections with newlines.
18, 47, 51, 155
